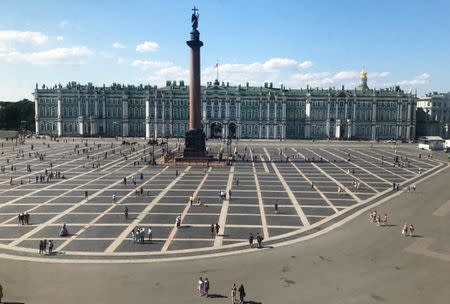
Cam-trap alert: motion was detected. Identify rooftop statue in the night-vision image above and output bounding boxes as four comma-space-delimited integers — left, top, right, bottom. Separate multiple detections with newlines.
191, 6, 199, 30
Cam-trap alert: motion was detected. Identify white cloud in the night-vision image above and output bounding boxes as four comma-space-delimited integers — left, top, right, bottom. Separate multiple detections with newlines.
112, 42, 126, 49
298, 60, 313, 69
0, 30, 48, 48
333, 70, 359, 80
136, 41, 159, 52
59, 20, 70, 29
131, 60, 174, 70
0, 46, 93, 65
131, 57, 398, 90
397, 73, 430, 86
370, 71, 390, 78
117, 57, 126, 64
56, 36, 64, 41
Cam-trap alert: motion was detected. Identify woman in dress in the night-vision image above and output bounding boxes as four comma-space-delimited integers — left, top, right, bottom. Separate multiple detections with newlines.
402, 223, 408, 237
231, 283, 237, 304
409, 224, 415, 236
197, 277, 204, 296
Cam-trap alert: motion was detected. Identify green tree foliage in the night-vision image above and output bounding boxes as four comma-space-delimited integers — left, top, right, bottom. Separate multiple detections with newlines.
0, 99, 35, 131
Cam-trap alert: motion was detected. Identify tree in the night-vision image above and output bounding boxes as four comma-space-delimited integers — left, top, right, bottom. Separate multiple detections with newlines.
0, 99, 35, 131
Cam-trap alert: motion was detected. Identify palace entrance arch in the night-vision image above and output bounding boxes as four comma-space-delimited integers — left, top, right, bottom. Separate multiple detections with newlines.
210, 122, 222, 138
228, 123, 236, 139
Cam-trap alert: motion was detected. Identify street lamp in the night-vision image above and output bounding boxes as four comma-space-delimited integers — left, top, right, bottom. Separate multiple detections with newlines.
112, 121, 119, 138
226, 135, 232, 165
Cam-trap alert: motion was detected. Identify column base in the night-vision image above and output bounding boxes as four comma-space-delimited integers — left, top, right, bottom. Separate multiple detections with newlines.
183, 129, 206, 157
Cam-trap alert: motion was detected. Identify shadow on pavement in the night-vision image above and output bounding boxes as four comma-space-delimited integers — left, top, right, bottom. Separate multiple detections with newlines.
207, 294, 227, 298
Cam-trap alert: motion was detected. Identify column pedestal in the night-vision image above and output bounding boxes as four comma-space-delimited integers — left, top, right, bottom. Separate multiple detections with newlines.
183, 129, 206, 157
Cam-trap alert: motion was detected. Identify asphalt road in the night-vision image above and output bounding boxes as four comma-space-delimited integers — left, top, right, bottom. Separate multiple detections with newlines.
0, 161, 449, 303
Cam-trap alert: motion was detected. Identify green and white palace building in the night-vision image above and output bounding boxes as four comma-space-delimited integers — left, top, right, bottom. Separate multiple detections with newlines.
34, 68, 417, 140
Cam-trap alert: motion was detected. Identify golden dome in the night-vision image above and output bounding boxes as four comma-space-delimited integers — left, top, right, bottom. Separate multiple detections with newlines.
360, 65, 367, 78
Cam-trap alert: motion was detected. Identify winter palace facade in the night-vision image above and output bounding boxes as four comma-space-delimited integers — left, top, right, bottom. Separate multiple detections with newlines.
34, 69, 417, 140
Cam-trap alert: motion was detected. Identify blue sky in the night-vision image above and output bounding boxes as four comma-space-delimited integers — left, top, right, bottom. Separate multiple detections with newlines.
1, 0, 449, 100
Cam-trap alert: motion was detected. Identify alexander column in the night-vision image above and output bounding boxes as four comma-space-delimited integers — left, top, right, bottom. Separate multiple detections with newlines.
184, 7, 206, 157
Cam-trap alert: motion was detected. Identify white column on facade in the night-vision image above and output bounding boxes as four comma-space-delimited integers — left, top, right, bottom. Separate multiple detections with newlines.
94, 98, 98, 117
237, 101, 241, 119
259, 102, 262, 139
335, 101, 339, 118
326, 100, 331, 137
34, 95, 40, 135
202, 101, 207, 120
225, 101, 230, 119
335, 119, 341, 139
371, 101, 377, 140
205, 123, 210, 138
79, 116, 84, 136
352, 101, 357, 136
222, 124, 226, 138
347, 120, 352, 139
85, 99, 89, 118
266, 102, 270, 120
266, 124, 270, 139
122, 97, 129, 137
274, 102, 278, 139
57, 98, 62, 137
145, 99, 151, 139
344, 102, 348, 119
211, 102, 214, 119
274, 102, 278, 121
406, 102, 412, 139
169, 100, 173, 136
102, 98, 106, 136
161, 101, 166, 135
154, 101, 158, 138
305, 99, 311, 138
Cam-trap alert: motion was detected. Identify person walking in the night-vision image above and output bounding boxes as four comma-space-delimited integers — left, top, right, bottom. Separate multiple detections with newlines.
238, 284, 246, 304
84, 191, 88, 200
131, 229, 136, 244
197, 277, 204, 297
210, 224, 215, 237
124, 206, 128, 220
48, 240, 54, 255
148, 227, 152, 243
112, 193, 116, 203
231, 283, 237, 304
409, 224, 415, 236
203, 278, 210, 298
274, 203, 278, 214
176, 215, 181, 228
256, 232, 263, 248
248, 233, 254, 248
215, 223, 220, 235
402, 223, 408, 237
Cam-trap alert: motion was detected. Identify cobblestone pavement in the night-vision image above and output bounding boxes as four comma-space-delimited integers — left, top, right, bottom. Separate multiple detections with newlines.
0, 138, 444, 261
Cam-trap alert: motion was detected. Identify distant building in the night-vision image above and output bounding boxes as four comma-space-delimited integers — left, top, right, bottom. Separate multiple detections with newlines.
33, 68, 416, 140
417, 92, 450, 139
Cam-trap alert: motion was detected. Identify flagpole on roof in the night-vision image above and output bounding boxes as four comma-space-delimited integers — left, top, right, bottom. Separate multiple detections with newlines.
216, 59, 219, 82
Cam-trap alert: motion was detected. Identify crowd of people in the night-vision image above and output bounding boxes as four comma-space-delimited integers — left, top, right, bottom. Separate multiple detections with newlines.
131, 227, 152, 244
196, 278, 247, 304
